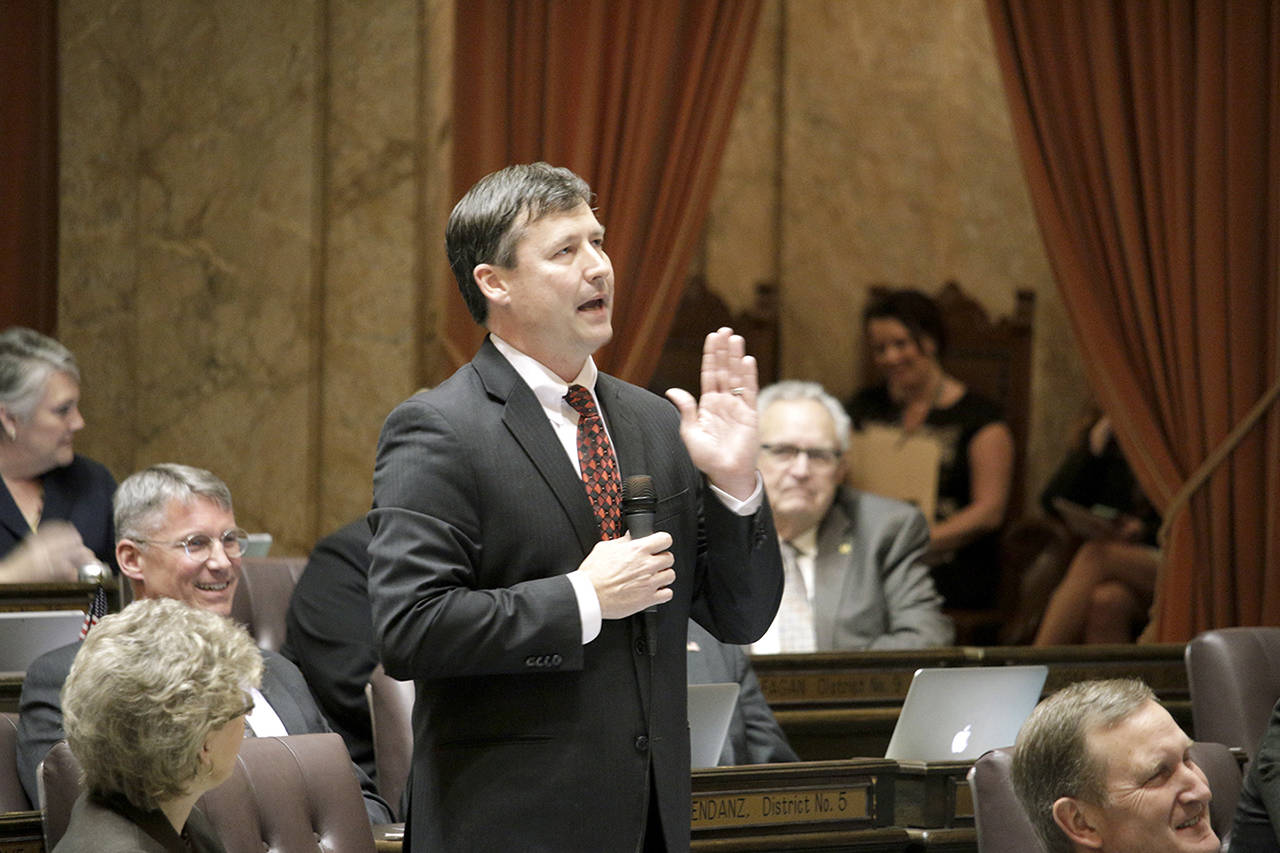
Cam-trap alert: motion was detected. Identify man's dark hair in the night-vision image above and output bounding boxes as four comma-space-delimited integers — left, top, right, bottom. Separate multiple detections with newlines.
862, 288, 948, 356
445, 162, 594, 324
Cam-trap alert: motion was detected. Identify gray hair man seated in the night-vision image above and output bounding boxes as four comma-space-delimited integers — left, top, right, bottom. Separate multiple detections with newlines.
1012, 678, 1218, 853
17, 463, 393, 824
752, 380, 953, 652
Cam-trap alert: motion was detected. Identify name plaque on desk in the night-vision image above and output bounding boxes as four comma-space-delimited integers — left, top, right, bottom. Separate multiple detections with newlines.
691, 784, 870, 829
758, 670, 916, 704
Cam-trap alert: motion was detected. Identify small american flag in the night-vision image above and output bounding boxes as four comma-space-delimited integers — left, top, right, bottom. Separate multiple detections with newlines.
79, 585, 108, 639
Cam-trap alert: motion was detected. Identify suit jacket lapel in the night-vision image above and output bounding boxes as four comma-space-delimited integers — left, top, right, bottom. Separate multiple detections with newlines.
813, 496, 854, 650
594, 375, 656, 711
259, 655, 309, 733
594, 375, 649, 481
472, 339, 601, 554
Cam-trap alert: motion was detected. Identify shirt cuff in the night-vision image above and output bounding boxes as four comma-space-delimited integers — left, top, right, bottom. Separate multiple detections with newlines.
710, 471, 764, 516
568, 570, 603, 643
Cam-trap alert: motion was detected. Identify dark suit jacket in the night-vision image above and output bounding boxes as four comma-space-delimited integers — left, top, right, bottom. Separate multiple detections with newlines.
685, 621, 797, 767
281, 518, 379, 782
811, 487, 954, 650
54, 791, 224, 853
368, 338, 784, 852
1230, 697, 1280, 851
16, 641, 392, 824
0, 454, 116, 570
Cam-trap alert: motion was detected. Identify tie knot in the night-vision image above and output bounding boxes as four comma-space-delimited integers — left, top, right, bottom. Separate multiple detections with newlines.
783, 539, 811, 560
565, 384, 598, 418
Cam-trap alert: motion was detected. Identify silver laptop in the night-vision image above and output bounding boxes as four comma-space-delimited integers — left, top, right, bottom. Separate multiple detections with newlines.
884, 665, 1049, 762
242, 533, 273, 558
0, 610, 85, 672
688, 682, 739, 768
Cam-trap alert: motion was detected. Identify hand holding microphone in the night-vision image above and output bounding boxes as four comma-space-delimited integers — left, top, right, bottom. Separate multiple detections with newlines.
580, 474, 672, 624
623, 475, 662, 657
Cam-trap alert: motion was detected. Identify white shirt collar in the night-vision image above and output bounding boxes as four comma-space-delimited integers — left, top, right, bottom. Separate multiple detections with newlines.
490, 334, 598, 411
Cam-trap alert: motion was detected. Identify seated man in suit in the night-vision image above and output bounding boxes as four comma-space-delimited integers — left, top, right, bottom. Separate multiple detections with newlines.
686, 620, 797, 766
1012, 678, 1217, 853
752, 380, 953, 652
16, 463, 393, 824
281, 518, 380, 783
1229, 695, 1280, 851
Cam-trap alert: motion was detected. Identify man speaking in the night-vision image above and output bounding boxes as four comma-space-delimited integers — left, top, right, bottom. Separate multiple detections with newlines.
368, 163, 784, 852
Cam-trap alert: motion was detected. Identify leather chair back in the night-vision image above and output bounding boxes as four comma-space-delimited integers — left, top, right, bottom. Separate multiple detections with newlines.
1188, 740, 1244, 847
968, 747, 1045, 853
0, 712, 31, 811
41, 733, 376, 852
1186, 627, 1280, 753
38, 738, 78, 846
230, 556, 307, 652
969, 743, 1241, 853
365, 663, 415, 818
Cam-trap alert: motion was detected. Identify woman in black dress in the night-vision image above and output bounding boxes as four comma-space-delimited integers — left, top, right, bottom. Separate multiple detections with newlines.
847, 289, 1014, 609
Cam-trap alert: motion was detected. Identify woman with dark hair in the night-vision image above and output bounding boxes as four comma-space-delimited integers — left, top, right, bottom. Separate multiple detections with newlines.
0, 327, 115, 582
846, 288, 1014, 609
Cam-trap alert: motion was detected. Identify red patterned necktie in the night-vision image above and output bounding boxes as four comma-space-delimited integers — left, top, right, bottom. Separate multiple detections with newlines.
564, 384, 621, 539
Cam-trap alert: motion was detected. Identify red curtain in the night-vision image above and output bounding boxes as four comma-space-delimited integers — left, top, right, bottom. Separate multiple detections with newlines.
0, 0, 59, 334
987, 0, 1280, 639
448, 0, 761, 383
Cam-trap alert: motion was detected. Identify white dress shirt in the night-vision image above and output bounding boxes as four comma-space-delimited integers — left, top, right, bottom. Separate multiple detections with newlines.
490, 335, 763, 644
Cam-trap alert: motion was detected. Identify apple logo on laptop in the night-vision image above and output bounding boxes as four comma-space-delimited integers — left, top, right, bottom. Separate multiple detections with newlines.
950, 724, 972, 755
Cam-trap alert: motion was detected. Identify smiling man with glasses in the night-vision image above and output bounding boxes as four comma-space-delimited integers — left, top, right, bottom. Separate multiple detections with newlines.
753, 381, 954, 653
15, 463, 393, 824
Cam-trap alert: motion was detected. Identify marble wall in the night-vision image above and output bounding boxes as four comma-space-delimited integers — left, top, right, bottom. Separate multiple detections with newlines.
59, 0, 453, 553
58, 0, 1089, 554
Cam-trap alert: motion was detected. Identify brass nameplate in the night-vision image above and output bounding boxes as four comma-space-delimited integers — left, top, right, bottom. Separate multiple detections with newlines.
758, 671, 915, 704
691, 785, 869, 829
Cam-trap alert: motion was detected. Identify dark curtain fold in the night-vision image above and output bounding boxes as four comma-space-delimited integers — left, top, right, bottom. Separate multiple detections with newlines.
449, 0, 761, 384
0, 0, 59, 334
987, 0, 1280, 639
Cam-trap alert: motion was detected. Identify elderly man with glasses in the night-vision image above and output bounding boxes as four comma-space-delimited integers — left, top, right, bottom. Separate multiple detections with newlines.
16, 463, 393, 824
753, 381, 954, 652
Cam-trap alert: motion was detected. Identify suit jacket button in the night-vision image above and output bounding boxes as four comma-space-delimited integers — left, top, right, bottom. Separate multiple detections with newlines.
634, 637, 647, 656
634, 735, 649, 753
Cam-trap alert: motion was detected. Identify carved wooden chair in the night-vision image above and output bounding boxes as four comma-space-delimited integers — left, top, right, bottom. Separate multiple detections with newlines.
647, 276, 780, 396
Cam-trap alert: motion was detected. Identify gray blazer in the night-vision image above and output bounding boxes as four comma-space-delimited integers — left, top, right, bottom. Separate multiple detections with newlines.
16, 642, 392, 824
368, 337, 784, 852
812, 487, 954, 650
53, 792, 224, 853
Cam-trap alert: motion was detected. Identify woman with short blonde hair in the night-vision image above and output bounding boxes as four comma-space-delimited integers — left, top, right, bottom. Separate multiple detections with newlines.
55, 597, 262, 852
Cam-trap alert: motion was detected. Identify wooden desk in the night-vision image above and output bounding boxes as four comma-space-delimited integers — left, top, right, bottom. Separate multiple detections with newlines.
0, 811, 41, 853
370, 761, 916, 853
0, 675, 21, 714
10, 759, 980, 853
753, 644, 1190, 760
904, 827, 978, 852
0, 582, 120, 614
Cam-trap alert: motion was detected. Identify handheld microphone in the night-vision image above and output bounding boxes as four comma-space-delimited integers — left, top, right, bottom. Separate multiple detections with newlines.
621, 474, 656, 538
622, 475, 659, 656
